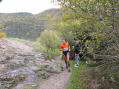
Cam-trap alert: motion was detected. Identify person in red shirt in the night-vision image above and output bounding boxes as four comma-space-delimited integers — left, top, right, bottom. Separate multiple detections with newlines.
60, 39, 71, 72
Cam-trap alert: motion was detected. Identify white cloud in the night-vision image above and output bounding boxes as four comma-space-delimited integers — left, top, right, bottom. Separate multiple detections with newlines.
0, 0, 59, 14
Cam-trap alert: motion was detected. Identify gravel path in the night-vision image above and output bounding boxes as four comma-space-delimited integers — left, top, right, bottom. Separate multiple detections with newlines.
38, 71, 71, 89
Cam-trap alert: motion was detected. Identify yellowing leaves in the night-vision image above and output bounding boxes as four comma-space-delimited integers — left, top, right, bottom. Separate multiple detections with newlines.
0, 32, 6, 39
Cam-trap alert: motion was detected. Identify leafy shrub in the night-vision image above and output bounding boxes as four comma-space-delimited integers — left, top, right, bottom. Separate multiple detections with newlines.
68, 62, 87, 89
81, 64, 119, 89
35, 30, 61, 59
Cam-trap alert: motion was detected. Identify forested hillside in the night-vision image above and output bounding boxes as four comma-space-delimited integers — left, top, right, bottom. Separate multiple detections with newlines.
0, 8, 62, 40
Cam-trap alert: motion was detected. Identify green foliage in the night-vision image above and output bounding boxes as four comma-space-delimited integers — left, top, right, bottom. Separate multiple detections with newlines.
68, 61, 87, 89
55, 0, 119, 55
53, 0, 119, 89
35, 30, 61, 59
0, 24, 4, 31
85, 32, 108, 54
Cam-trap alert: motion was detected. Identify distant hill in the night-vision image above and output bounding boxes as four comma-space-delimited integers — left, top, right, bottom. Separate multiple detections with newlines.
0, 8, 62, 40
0, 12, 33, 16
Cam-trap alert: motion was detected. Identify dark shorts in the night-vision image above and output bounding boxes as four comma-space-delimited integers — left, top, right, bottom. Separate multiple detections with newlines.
63, 51, 69, 56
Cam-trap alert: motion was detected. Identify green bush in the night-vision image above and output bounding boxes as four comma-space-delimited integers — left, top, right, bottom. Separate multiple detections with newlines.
68, 61, 87, 89
35, 30, 61, 59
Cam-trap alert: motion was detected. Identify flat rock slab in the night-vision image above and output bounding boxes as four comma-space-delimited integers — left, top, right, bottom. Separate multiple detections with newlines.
38, 71, 71, 89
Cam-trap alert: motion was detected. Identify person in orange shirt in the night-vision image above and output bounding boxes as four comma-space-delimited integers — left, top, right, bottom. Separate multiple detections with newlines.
60, 39, 71, 72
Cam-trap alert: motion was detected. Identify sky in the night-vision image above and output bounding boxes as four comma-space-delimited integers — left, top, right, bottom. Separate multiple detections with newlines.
0, 0, 59, 14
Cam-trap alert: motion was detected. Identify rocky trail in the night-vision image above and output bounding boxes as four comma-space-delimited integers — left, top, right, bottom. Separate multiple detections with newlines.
38, 71, 71, 89
37, 55, 71, 89
0, 39, 71, 89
